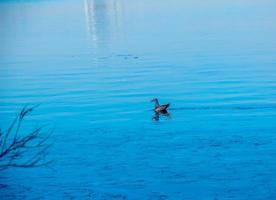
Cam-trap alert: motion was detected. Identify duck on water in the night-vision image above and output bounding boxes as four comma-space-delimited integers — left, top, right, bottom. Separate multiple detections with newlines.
151, 98, 170, 113
151, 98, 170, 121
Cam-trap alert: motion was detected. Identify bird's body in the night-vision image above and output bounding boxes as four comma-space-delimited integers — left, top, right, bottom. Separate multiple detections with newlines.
155, 104, 170, 112
151, 98, 170, 113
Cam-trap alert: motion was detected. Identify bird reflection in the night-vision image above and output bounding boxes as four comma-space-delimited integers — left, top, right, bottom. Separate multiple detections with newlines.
152, 110, 171, 121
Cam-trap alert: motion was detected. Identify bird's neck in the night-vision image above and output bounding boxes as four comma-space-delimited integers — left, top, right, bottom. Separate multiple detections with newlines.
154, 100, 159, 108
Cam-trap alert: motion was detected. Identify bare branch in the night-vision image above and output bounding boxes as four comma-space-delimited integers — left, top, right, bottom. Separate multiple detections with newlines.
0, 106, 52, 170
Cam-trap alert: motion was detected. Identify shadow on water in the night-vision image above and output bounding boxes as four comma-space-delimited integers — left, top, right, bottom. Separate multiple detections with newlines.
150, 103, 276, 121
170, 104, 276, 111
152, 110, 171, 121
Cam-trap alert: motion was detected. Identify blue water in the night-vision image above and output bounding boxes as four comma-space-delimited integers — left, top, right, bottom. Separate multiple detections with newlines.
1, 0, 276, 199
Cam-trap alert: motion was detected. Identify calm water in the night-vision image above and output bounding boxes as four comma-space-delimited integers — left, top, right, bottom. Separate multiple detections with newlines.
1, 0, 276, 199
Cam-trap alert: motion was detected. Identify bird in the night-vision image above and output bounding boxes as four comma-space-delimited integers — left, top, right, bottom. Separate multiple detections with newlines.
151, 98, 170, 113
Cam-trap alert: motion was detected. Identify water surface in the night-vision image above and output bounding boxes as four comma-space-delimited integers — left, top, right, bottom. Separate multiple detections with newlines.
1, 0, 276, 199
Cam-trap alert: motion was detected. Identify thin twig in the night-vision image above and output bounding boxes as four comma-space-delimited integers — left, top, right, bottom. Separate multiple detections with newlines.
0, 106, 52, 170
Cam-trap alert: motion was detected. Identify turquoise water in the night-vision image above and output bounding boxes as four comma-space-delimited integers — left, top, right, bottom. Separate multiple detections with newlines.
1, 0, 276, 199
